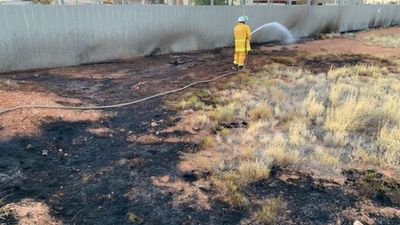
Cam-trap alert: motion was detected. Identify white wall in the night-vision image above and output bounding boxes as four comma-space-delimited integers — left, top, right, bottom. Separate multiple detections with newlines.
0, 5, 399, 73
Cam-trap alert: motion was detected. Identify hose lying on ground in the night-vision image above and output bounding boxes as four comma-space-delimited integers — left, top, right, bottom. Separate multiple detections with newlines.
0, 70, 237, 116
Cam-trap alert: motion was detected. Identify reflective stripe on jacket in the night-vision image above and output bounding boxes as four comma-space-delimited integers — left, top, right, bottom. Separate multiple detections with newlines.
234, 23, 251, 53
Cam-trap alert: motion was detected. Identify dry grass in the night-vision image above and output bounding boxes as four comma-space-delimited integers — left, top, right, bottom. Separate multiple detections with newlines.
244, 121, 268, 141
303, 89, 324, 118
184, 151, 222, 173
324, 131, 348, 147
210, 105, 235, 124
352, 147, 378, 165
328, 83, 356, 106
178, 94, 208, 110
289, 120, 309, 147
191, 113, 211, 130
257, 197, 285, 224
363, 34, 400, 48
178, 57, 400, 207
177, 89, 221, 111
127, 211, 144, 224
327, 65, 388, 80
324, 95, 376, 132
248, 102, 273, 121
211, 172, 245, 207
267, 134, 300, 166
237, 160, 271, 185
377, 126, 400, 167
200, 135, 216, 148
314, 146, 339, 168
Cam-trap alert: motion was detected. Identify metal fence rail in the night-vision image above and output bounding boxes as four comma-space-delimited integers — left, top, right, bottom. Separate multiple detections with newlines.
0, 0, 399, 5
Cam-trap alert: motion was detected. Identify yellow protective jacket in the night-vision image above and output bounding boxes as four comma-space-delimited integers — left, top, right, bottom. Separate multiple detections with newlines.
234, 23, 251, 53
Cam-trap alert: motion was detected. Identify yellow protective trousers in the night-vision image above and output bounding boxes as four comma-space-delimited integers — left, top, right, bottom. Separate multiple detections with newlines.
233, 52, 247, 67
233, 23, 251, 66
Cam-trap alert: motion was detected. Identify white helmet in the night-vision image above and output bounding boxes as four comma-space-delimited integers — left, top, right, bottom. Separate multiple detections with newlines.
238, 16, 249, 23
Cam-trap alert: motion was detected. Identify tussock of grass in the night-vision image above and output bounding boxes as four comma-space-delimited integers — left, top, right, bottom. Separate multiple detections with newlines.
178, 95, 208, 110
239, 147, 257, 161
248, 102, 273, 121
327, 65, 388, 80
289, 120, 309, 147
257, 197, 285, 224
314, 147, 339, 168
186, 152, 221, 172
352, 147, 378, 165
191, 113, 211, 130
177, 89, 222, 110
328, 83, 356, 106
324, 131, 348, 147
303, 89, 325, 118
219, 128, 231, 137
237, 160, 271, 185
127, 211, 144, 224
245, 121, 268, 140
363, 34, 400, 48
267, 134, 300, 166
210, 105, 235, 124
324, 95, 376, 132
212, 172, 245, 207
200, 136, 216, 148
377, 126, 400, 167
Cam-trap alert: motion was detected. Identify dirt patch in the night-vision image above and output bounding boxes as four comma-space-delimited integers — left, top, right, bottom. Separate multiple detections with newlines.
1, 199, 61, 225
0, 89, 102, 139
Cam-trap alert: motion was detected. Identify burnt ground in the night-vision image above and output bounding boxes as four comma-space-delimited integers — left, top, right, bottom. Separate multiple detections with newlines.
1, 28, 400, 225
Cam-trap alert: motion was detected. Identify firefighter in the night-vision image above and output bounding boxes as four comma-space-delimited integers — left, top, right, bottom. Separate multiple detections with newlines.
233, 16, 251, 71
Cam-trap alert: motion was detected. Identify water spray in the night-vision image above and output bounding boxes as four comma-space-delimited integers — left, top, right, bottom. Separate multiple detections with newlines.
251, 22, 295, 44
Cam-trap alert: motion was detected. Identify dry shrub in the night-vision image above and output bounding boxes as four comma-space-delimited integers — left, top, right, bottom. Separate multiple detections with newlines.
377, 126, 400, 167
303, 89, 325, 118
248, 102, 273, 121
314, 147, 339, 168
257, 197, 285, 224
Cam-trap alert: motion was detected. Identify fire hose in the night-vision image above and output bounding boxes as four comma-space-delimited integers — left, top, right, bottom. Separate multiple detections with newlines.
0, 70, 239, 116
